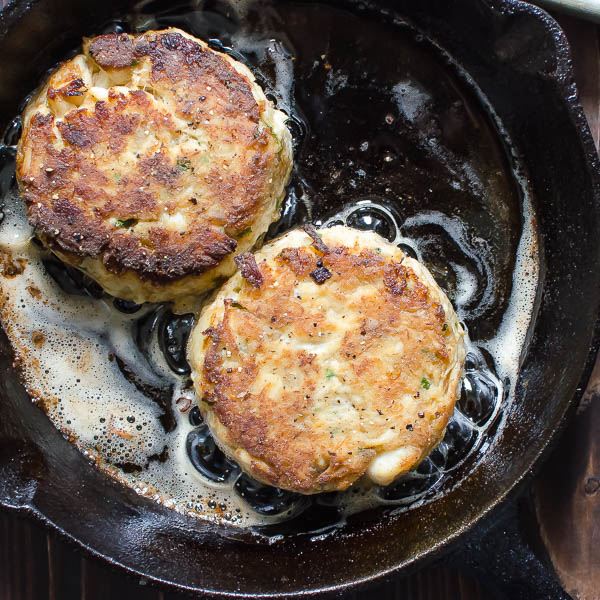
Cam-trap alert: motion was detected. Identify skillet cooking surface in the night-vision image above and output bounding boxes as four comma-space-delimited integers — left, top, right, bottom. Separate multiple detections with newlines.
0, 0, 526, 528
0, 0, 599, 596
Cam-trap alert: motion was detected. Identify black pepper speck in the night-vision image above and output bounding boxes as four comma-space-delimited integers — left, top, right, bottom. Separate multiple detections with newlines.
311, 266, 332, 284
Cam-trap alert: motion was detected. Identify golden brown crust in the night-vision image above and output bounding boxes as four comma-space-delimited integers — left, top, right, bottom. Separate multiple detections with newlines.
189, 227, 466, 494
88, 33, 135, 69
17, 28, 292, 293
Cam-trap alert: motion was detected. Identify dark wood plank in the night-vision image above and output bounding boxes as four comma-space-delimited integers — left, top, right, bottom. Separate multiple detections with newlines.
80, 556, 163, 600
46, 531, 82, 600
534, 357, 600, 600
342, 567, 484, 600
0, 512, 49, 600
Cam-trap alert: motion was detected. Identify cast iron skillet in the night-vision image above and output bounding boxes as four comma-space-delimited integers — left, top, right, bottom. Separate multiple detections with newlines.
0, 0, 599, 597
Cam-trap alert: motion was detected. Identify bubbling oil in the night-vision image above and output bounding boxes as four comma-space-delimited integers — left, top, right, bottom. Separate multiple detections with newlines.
0, 0, 538, 532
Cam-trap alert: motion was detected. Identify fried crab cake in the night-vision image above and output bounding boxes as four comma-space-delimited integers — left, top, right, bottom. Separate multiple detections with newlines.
188, 225, 466, 494
16, 28, 292, 303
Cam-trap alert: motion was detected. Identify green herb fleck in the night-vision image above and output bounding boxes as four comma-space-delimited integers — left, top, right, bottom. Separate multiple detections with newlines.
130, 59, 139, 67
177, 157, 192, 171
115, 218, 137, 229
376, 247, 382, 254
236, 226, 253, 238
267, 124, 280, 145
254, 232, 267, 248
442, 323, 448, 331
326, 368, 337, 379
202, 155, 210, 164
421, 377, 431, 390
231, 302, 247, 311
113, 172, 121, 182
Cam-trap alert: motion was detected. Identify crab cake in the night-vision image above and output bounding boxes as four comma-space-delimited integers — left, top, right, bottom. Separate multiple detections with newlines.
16, 28, 292, 303
188, 225, 466, 494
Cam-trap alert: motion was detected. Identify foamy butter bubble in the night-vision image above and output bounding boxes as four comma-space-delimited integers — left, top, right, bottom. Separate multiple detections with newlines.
0, 195, 263, 526
482, 204, 538, 383
0, 194, 30, 251
450, 262, 479, 310
392, 80, 431, 122
401, 210, 496, 318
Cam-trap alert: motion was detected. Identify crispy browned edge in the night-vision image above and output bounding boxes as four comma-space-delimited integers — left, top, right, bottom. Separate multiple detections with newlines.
199, 244, 454, 492
17, 31, 279, 284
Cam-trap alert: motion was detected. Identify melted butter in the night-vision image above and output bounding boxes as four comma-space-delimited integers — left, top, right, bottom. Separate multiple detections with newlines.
0, 196, 261, 525
0, 0, 539, 532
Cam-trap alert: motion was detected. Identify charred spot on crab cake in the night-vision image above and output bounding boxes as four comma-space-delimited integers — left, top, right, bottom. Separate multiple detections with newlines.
187, 225, 466, 494
16, 28, 293, 303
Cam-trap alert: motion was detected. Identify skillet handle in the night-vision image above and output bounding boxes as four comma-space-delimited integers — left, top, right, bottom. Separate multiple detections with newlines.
447, 494, 572, 600
534, 0, 600, 24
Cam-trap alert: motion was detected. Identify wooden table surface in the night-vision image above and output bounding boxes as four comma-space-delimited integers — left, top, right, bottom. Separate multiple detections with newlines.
0, 5, 599, 600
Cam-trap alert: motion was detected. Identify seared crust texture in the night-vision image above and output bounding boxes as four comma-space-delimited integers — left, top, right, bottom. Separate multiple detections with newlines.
17, 28, 292, 303
188, 226, 466, 494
